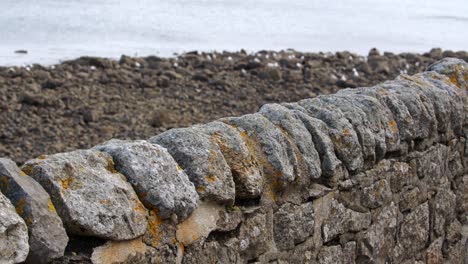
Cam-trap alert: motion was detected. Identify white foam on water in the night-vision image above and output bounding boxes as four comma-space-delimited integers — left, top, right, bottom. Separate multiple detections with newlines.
0, 0, 467, 65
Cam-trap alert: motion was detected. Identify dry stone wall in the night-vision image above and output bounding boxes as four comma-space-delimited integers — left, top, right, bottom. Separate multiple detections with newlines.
0, 58, 467, 264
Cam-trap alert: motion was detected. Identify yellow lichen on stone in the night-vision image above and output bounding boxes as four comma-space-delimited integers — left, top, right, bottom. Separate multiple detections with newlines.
99, 199, 111, 206
147, 210, 163, 247
21, 163, 35, 175
105, 158, 118, 174
47, 198, 56, 213
0, 176, 10, 190
205, 175, 217, 183
16, 197, 25, 216
388, 120, 398, 133
19, 171, 27, 176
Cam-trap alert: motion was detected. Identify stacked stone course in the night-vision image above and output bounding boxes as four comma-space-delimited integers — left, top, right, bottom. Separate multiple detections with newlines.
0, 58, 467, 263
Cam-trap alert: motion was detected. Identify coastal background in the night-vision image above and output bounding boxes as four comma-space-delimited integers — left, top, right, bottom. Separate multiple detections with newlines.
1, 0, 467, 65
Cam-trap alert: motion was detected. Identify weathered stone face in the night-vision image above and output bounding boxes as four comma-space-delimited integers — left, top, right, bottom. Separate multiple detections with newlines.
0, 158, 68, 263
0, 192, 29, 264
259, 103, 321, 180
222, 114, 298, 189
193, 121, 264, 199
21, 149, 148, 240
95, 139, 199, 221
273, 202, 314, 251
149, 128, 236, 204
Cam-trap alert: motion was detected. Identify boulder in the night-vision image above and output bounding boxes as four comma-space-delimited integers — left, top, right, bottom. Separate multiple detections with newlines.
22, 149, 148, 240
193, 121, 264, 199
149, 128, 235, 204
95, 139, 198, 221
0, 192, 29, 264
222, 114, 297, 193
259, 103, 321, 179
0, 158, 68, 263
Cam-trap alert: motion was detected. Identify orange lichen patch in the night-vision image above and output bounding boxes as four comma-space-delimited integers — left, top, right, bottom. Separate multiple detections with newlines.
99, 199, 111, 206
196, 186, 205, 193
147, 210, 163, 247
47, 198, 56, 213
105, 158, 119, 174
21, 163, 35, 175
342, 129, 351, 137
37, 155, 47, 160
132, 199, 148, 216
388, 120, 398, 133
205, 175, 217, 183
58, 176, 82, 191
0, 176, 10, 190
16, 197, 25, 216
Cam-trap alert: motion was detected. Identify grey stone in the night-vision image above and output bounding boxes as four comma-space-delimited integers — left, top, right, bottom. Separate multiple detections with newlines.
409, 144, 450, 188
0, 158, 68, 263
182, 239, 242, 264
343, 85, 414, 150
259, 103, 321, 179
238, 211, 270, 260
397, 202, 430, 257
322, 198, 371, 243
22, 149, 148, 240
402, 72, 463, 140
193, 121, 264, 199
360, 179, 392, 209
456, 175, 468, 224
425, 237, 443, 264
0, 192, 29, 264
317, 245, 344, 264
95, 139, 198, 221
149, 127, 235, 204
297, 97, 364, 172
282, 103, 347, 184
426, 57, 468, 89
316, 94, 383, 165
399, 186, 427, 213
273, 202, 314, 250
222, 114, 297, 191
430, 188, 456, 238
357, 202, 399, 262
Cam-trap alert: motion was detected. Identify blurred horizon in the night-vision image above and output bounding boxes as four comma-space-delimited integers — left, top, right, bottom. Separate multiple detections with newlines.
1, 0, 467, 65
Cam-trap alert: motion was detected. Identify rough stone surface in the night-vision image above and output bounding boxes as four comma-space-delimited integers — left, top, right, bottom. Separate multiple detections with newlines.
95, 139, 198, 221
193, 121, 264, 199
282, 104, 347, 184
0, 192, 29, 264
297, 97, 364, 172
149, 128, 235, 204
426, 57, 468, 89
273, 202, 314, 250
0, 158, 68, 263
22, 149, 148, 240
322, 198, 371, 243
259, 103, 321, 179
223, 113, 297, 188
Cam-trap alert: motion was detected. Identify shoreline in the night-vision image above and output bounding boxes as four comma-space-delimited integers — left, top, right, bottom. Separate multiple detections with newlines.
0, 48, 467, 164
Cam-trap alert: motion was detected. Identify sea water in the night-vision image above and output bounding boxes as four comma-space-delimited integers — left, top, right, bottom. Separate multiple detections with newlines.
0, 0, 467, 65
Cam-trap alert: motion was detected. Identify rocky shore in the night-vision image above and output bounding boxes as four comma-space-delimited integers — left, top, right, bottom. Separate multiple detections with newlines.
1, 48, 467, 164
